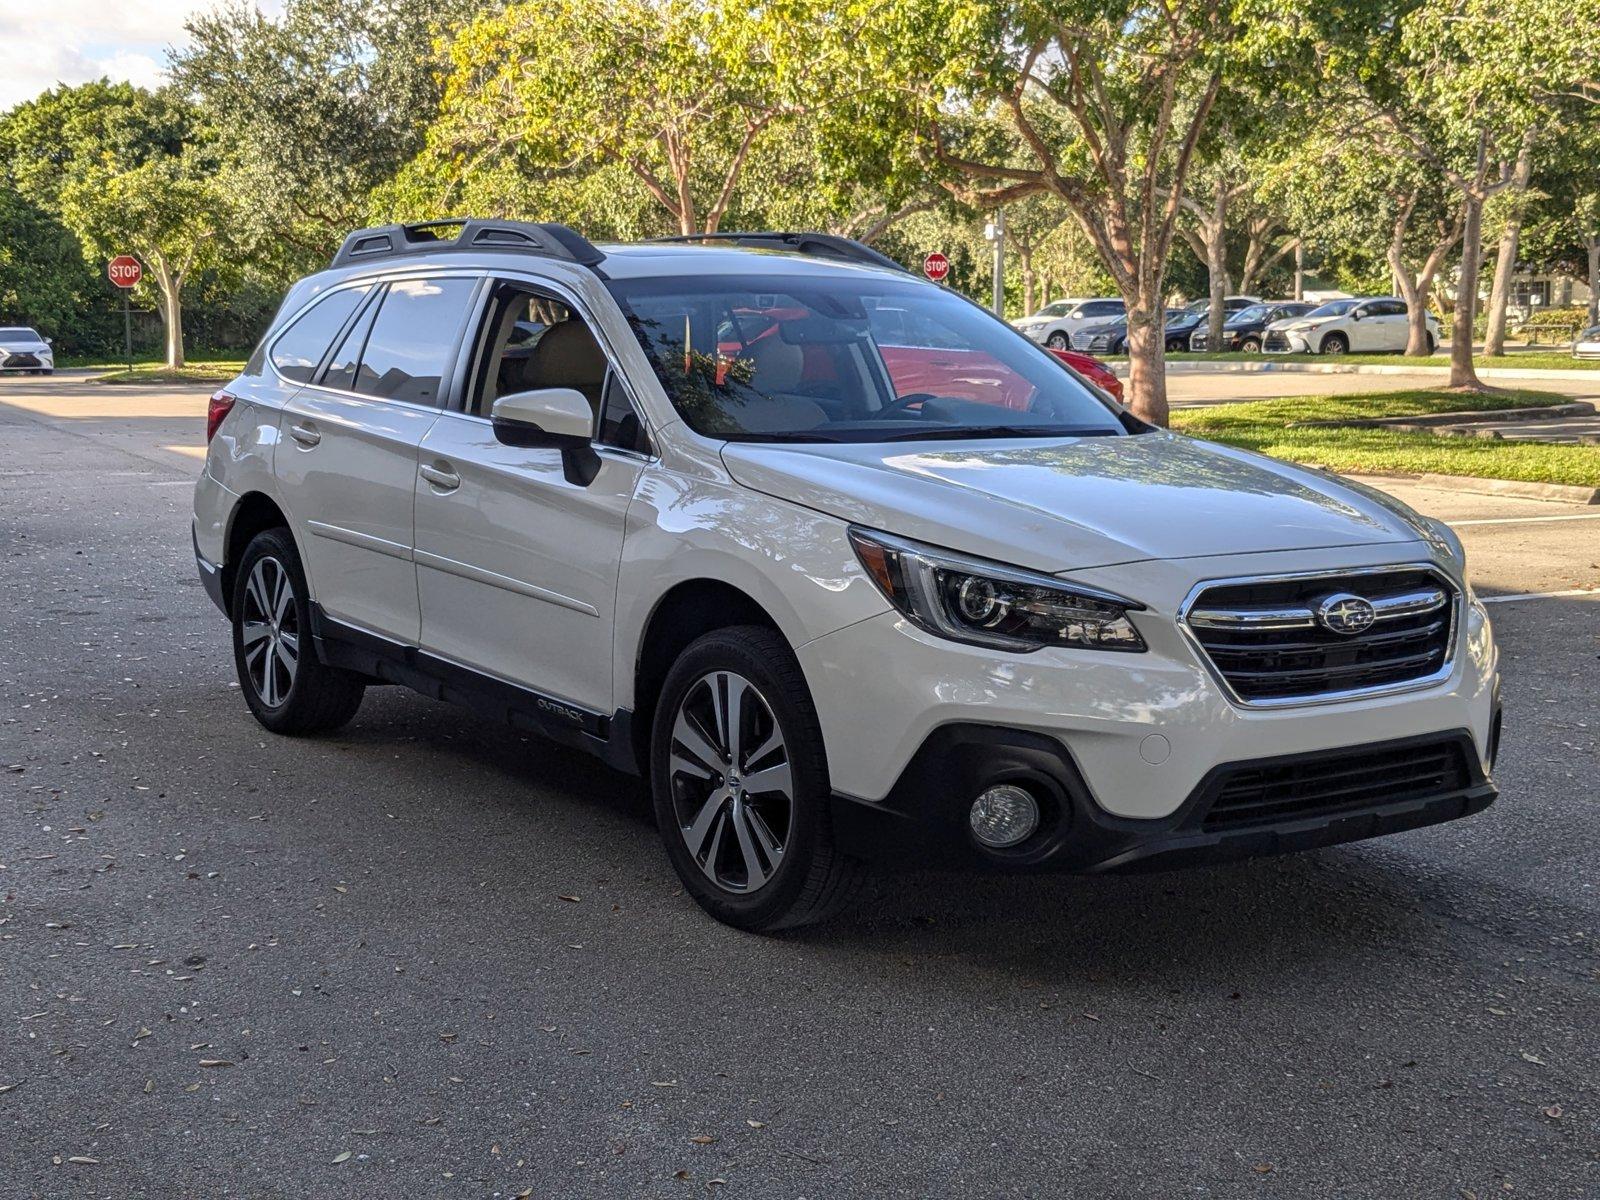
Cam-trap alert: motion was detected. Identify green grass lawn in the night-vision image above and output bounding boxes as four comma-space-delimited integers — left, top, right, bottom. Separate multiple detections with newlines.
1172, 388, 1600, 488
85, 359, 245, 385
1109, 351, 1600, 371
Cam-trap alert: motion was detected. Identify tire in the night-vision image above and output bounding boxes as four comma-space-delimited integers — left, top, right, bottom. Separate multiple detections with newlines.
1424, 332, 1436, 354
1166, 338, 1186, 353
1239, 337, 1262, 354
231, 527, 364, 735
1046, 332, 1070, 350
1320, 332, 1349, 355
650, 626, 862, 932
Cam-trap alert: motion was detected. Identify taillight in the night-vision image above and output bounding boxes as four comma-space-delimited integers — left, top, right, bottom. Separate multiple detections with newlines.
206, 390, 236, 442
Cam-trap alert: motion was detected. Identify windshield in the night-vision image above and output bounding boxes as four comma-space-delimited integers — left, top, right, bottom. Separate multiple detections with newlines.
0, 327, 41, 340
607, 273, 1128, 443
1304, 300, 1358, 318
1230, 305, 1270, 323
1035, 302, 1070, 317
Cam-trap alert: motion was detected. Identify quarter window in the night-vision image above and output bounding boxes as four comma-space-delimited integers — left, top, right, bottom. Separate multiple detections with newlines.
351, 278, 477, 406
270, 287, 369, 383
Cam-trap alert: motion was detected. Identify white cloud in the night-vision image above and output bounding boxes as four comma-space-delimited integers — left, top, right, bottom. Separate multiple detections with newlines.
0, 0, 285, 112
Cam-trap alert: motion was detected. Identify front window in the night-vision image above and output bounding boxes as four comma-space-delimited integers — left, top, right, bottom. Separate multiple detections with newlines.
1036, 302, 1070, 317
606, 274, 1128, 443
1230, 305, 1270, 323
1304, 300, 1358, 319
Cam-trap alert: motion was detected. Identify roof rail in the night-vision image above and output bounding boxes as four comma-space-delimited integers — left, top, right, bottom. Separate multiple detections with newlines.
645, 231, 911, 275
329, 219, 606, 270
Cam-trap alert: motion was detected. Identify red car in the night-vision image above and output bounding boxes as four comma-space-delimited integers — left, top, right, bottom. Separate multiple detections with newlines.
1048, 347, 1123, 403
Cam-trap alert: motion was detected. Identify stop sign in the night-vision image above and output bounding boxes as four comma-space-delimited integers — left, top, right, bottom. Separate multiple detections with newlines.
107, 255, 143, 289
922, 251, 950, 283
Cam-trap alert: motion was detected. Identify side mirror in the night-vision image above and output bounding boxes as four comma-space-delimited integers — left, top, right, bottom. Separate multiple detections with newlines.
44, 337, 53, 346
1350, 310, 1363, 321
490, 387, 600, 485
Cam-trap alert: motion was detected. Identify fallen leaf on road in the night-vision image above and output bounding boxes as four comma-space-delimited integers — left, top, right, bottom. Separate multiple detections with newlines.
439, 1032, 458, 1044
66, 1156, 99, 1165
673, 1170, 691, 1181
1252, 1163, 1274, 1174
689, 1135, 715, 1145
746, 1120, 766, 1128
0, 1083, 18, 1094
1542, 1104, 1563, 1119
651, 1080, 677, 1088
1521, 1052, 1546, 1065
558, 894, 580, 903
198, 1060, 233, 1068
331, 1151, 352, 1164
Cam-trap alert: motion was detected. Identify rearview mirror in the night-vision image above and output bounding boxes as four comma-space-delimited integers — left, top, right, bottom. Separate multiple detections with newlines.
490, 387, 600, 485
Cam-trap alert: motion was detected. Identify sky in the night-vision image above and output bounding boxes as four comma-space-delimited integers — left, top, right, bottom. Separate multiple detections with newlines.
0, 0, 284, 113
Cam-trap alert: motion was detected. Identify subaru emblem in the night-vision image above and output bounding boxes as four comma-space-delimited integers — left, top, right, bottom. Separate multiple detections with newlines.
1315, 592, 1377, 636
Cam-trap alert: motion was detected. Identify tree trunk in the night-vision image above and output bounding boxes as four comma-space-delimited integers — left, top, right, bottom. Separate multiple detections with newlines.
152, 257, 185, 370
1588, 233, 1599, 328
1205, 178, 1228, 350
1123, 297, 1169, 426
1293, 241, 1304, 301
1018, 243, 1036, 315
1483, 138, 1534, 356
1450, 189, 1486, 389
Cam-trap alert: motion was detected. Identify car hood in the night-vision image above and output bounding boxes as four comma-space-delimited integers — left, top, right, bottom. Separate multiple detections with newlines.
1079, 322, 1126, 337
720, 432, 1426, 573
0, 339, 49, 351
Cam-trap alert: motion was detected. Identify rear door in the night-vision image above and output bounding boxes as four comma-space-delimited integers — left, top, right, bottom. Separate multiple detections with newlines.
276, 274, 479, 643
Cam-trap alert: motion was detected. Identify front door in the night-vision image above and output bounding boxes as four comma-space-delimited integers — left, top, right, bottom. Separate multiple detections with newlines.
412, 282, 650, 714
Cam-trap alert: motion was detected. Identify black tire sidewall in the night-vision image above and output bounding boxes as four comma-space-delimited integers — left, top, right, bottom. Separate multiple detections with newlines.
1047, 332, 1068, 349
1240, 338, 1261, 354
650, 629, 831, 931
1322, 333, 1348, 355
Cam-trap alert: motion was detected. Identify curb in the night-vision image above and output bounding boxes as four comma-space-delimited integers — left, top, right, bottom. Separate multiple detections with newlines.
1337, 469, 1600, 505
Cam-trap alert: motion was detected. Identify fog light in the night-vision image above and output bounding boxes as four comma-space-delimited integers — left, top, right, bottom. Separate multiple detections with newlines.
969, 784, 1040, 849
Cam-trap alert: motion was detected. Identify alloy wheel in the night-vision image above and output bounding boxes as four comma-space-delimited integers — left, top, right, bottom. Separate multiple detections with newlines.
240, 556, 300, 707
667, 670, 794, 894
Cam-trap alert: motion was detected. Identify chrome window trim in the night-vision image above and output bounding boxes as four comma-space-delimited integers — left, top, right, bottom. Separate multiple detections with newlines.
1177, 562, 1462, 710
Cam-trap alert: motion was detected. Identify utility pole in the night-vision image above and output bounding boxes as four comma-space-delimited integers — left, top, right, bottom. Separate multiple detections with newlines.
989, 208, 1006, 317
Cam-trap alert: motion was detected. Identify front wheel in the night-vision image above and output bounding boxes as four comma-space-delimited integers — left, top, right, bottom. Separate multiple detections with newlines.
650, 627, 861, 932
1239, 337, 1262, 354
1046, 332, 1069, 350
232, 528, 364, 734
1320, 332, 1349, 355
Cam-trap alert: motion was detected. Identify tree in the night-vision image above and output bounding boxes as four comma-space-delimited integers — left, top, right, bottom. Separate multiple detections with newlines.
170, 0, 485, 274
852, 0, 1346, 426
1481, 133, 1538, 356
0, 188, 112, 353
416, 0, 861, 238
2, 82, 227, 369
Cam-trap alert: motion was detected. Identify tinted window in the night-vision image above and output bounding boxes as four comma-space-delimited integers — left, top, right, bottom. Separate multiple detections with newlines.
1080, 301, 1124, 317
352, 278, 476, 406
321, 296, 379, 391
1305, 300, 1358, 319
271, 287, 369, 383
0, 327, 42, 339
1370, 300, 1407, 317
598, 370, 650, 453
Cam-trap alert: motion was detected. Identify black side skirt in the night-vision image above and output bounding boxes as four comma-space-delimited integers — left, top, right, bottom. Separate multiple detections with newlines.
308, 603, 639, 775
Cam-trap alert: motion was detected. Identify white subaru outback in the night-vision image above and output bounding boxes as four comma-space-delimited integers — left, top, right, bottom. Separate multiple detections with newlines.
193, 221, 1501, 931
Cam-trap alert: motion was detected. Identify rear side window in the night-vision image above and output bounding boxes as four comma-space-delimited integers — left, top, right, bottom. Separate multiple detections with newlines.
1080, 300, 1124, 317
351, 278, 477, 406
270, 287, 369, 383
321, 297, 380, 392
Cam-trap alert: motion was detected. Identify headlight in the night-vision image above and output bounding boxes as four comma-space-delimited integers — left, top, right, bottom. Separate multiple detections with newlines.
848, 528, 1147, 653
1417, 515, 1466, 566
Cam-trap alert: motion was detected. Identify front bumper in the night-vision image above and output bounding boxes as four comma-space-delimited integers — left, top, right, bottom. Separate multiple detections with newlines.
830, 726, 1497, 872
1264, 330, 1313, 353
799, 543, 1499, 864
0, 351, 51, 371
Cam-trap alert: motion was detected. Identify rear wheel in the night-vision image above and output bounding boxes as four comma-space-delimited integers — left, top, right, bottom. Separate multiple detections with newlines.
651, 626, 861, 932
1320, 332, 1349, 355
232, 528, 364, 734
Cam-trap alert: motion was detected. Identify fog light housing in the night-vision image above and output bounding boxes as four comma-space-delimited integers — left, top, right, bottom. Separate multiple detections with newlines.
969, 784, 1040, 849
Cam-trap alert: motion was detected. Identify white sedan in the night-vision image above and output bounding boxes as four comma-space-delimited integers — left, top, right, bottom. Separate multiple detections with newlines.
1574, 324, 1600, 360
0, 326, 54, 374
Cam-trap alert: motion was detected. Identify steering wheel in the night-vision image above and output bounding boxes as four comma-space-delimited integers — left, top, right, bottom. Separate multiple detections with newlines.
878, 392, 938, 418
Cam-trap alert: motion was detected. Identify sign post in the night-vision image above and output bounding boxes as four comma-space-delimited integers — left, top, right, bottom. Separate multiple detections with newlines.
922, 252, 950, 285
107, 255, 143, 376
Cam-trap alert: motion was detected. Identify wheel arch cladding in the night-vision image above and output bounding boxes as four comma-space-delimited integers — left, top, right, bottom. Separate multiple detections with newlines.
630, 580, 784, 775
224, 492, 294, 605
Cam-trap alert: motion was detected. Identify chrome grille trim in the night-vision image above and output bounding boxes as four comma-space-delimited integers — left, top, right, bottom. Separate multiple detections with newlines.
1178, 564, 1461, 709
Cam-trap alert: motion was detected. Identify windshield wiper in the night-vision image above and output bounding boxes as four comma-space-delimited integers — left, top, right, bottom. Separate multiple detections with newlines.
874, 424, 1119, 442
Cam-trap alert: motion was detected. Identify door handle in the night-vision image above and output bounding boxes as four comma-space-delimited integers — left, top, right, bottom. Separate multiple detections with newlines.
288, 421, 320, 448
419, 462, 461, 492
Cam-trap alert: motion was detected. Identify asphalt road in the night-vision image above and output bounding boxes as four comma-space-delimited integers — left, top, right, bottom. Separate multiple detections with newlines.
3, 375, 1598, 1199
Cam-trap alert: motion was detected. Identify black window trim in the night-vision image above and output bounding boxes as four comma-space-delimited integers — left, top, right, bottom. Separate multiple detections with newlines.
266, 280, 375, 390
445, 270, 658, 461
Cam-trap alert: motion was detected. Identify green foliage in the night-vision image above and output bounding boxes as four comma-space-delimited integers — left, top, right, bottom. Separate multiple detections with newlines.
0, 187, 115, 353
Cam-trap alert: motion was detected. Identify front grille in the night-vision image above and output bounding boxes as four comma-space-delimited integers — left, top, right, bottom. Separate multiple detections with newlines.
1184, 567, 1457, 704
1202, 737, 1472, 831
1189, 332, 1209, 351
1263, 331, 1291, 352
1, 352, 41, 368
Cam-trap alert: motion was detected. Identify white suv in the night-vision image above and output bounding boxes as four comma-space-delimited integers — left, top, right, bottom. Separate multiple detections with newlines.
1012, 298, 1126, 349
1265, 297, 1442, 355
193, 221, 1501, 930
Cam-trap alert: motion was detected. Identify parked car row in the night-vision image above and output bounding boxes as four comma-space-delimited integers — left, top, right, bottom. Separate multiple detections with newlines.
1012, 296, 1444, 356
